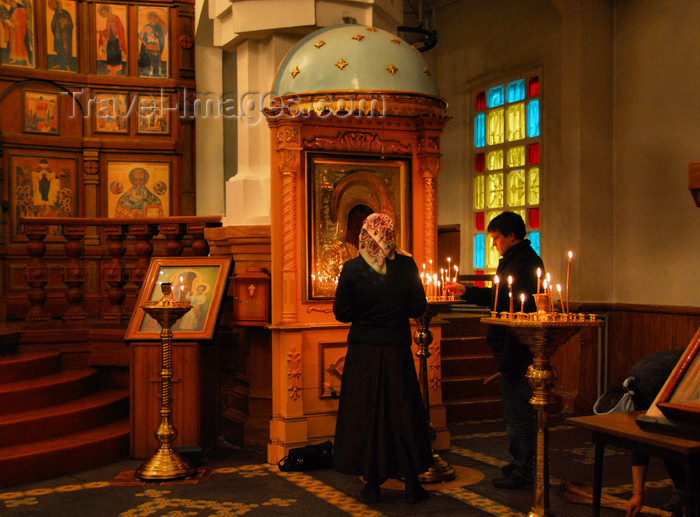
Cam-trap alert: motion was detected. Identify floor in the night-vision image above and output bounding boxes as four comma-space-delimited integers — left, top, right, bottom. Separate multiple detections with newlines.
0, 415, 678, 517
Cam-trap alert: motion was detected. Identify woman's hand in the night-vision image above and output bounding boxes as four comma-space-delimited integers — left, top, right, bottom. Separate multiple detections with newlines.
626, 493, 643, 517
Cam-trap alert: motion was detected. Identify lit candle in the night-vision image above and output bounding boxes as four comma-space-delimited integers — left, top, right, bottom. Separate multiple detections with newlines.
557, 283, 564, 312
493, 275, 500, 312
179, 276, 184, 300
566, 251, 573, 314
453, 264, 459, 282
549, 283, 554, 312
536, 267, 542, 295
433, 273, 438, 299
509, 291, 513, 314
508, 276, 513, 313
447, 257, 452, 281
520, 292, 525, 312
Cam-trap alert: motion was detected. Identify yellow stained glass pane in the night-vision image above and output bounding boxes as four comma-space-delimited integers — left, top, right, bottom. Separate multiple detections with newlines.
528, 167, 540, 204
486, 173, 503, 209
487, 108, 504, 145
487, 150, 503, 171
486, 240, 499, 268
474, 175, 485, 210
506, 102, 525, 141
507, 146, 525, 167
507, 169, 526, 207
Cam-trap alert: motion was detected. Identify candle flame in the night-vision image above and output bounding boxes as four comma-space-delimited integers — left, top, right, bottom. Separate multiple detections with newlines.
546, 272, 551, 282
568, 251, 573, 260
556, 283, 562, 292
494, 275, 499, 284
520, 293, 525, 301
508, 275, 513, 285
537, 267, 541, 278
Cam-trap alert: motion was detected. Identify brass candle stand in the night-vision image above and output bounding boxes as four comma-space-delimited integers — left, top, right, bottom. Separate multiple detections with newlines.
481, 311, 602, 517
414, 299, 458, 483
135, 282, 197, 481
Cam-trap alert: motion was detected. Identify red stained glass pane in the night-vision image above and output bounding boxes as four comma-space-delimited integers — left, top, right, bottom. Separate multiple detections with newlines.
528, 76, 539, 97
476, 91, 486, 111
475, 212, 485, 231
474, 270, 485, 287
529, 208, 540, 228
528, 143, 540, 164
475, 152, 485, 172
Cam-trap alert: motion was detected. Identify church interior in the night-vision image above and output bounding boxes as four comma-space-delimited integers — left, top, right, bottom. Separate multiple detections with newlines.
1, 0, 699, 515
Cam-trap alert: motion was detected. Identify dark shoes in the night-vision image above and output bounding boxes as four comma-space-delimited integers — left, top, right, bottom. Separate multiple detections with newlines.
492, 472, 533, 489
405, 484, 429, 503
360, 482, 381, 503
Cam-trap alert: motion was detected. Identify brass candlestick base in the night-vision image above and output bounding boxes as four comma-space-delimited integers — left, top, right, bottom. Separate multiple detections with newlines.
415, 300, 459, 483
136, 283, 196, 481
481, 317, 603, 517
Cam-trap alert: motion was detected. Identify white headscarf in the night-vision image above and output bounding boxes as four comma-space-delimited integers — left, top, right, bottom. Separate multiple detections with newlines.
358, 213, 396, 274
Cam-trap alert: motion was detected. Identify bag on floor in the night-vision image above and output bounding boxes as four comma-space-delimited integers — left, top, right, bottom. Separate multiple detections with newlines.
277, 440, 333, 472
593, 376, 636, 414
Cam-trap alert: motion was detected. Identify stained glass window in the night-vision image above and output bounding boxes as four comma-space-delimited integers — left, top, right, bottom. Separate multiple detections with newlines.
472, 74, 541, 277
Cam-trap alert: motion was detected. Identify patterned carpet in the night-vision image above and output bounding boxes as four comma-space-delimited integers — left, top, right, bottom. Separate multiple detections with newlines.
0, 415, 677, 516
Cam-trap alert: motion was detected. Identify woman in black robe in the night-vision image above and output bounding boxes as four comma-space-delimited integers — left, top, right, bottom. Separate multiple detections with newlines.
333, 212, 433, 504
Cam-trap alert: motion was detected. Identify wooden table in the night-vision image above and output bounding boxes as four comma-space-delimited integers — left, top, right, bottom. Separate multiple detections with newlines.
567, 411, 700, 517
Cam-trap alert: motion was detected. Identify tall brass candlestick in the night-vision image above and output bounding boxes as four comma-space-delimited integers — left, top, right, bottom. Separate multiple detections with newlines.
414, 301, 457, 483
480, 317, 603, 517
135, 283, 196, 481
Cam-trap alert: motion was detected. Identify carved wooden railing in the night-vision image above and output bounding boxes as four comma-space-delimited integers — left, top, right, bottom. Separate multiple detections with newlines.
16, 216, 222, 324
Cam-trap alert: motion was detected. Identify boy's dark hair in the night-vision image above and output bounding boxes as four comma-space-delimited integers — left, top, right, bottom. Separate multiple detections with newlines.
487, 211, 527, 240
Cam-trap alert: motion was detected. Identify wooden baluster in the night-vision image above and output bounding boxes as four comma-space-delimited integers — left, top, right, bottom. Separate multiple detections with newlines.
129, 223, 157, 288
159, 222, 186, 256
62, 222, 88, 322
102, 224, 129, 322
23, 223, 51, 323
187, 222, 210, 256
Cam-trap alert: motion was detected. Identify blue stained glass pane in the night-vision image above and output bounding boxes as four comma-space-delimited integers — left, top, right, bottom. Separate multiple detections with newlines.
487, 86, 505, 108
473, 234, 485, 268
507, 80, 525, 103
527, 99, 540, 137
474, 113, 485, 147
529, 231, 540, 256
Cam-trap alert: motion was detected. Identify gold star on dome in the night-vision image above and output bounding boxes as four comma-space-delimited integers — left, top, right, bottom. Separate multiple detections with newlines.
291, 66, 300, 78
352, 34, 364, 41
423, 66, 431, 78
386, 64, 398, 75
314, 40, 326, 49
365, 27, 377, 32
390, 37, 401, 45
336, 58, 348, 70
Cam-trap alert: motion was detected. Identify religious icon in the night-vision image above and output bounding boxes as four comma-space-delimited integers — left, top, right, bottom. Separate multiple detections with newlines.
136, 94, 170, 134
11, 154, 75, 237
106, 161, 170, 218
0, 0, 35, 68
93, 92, 128, 133
307, 155, 411, 299
124, 258, 232, 341
136, 6, 168, 78
23, 90, 59, 134
46, 0, 77, 71
95, 3, 126, 76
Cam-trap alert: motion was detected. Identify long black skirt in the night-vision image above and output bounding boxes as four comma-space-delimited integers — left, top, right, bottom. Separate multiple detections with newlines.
333, 342, 434, 481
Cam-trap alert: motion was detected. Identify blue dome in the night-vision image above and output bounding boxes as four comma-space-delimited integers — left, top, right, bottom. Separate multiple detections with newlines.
272, 24, 441, 98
